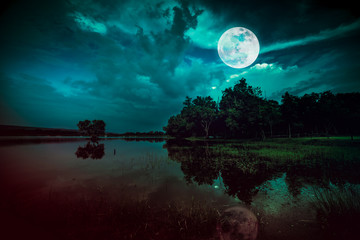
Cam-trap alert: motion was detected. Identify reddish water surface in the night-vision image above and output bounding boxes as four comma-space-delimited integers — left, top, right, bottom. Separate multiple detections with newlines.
2, 138, 357, 239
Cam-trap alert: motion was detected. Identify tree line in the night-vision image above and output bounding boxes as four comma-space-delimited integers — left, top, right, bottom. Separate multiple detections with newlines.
163, 78, 360, 139
77, 120, 166, 138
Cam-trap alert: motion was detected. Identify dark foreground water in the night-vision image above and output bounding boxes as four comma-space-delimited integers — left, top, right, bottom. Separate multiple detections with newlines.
0, 137, 359, 240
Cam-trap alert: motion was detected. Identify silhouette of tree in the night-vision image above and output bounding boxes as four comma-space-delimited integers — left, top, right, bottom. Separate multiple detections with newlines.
336, 93, 360, 140
281, 92, 300, 138
77, 120, 106, 139
260, 100, 281, 138
164, 96, 217, 138
298, 93, 320, 135
192, 96, 217, 138
317, 91, 337, 135
167, 143, 220, 185
163, 114, 191, 138
220, 78, 263, 138
164, 78, 360, 139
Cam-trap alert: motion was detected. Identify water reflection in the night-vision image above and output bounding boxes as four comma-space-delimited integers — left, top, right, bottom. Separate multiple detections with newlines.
165, 140, 360, 204
218, 206, 258, 240
1, 138, 360, 239
165, 141, 273, 204
75, 141, 105, 159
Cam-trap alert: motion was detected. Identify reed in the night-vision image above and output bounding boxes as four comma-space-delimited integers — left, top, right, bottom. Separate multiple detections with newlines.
312, 186, 360, 239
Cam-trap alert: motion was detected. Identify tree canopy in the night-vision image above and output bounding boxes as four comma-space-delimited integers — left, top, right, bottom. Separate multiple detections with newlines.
163, 78, 360, 139
77, 120, 106, 137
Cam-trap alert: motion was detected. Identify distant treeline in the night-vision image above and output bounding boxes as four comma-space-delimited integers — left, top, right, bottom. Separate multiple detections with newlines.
0, 125, 81, 136
0, 124, 166, 138
76, 120, 166, 138
163, 78, 360, 139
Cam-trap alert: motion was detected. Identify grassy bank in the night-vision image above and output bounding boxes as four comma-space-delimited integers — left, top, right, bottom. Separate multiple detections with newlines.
206, 137, 360, 164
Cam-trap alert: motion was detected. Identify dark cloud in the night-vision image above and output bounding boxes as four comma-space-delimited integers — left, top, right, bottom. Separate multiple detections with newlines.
0, 71, 181, 131
170, 0, 203, 37
270, 62, 360, 99
76, 0, 208, 101
1, 0, 218, 131
0, 73, 81, 128
0, 0, 359, 131
194, 0, 359, 47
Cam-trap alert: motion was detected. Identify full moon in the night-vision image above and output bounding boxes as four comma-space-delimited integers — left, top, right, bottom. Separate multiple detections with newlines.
217, 206, 258, 240
218, 27, 260, 68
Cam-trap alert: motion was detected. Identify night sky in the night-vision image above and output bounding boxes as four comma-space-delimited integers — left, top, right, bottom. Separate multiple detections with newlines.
1, 0, 359, 132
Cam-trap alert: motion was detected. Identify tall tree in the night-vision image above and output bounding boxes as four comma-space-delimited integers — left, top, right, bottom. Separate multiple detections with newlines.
192, 96, 217, 138
164, 96, 217, 138
77, 120, 91, 136
91, 120, 106, 136
260, 100, 281, 138
163, 114, 193, 138
317, 91, 338, 136
298, 93, 320, 135
164, 78, 360, 139
336, 93, 360, 140
220, 78, 263, 138
77, 120, 106, 138
281, 92, 299, 138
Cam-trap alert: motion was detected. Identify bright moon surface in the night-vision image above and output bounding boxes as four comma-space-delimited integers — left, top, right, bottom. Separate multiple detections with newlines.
218, 27, 260, 68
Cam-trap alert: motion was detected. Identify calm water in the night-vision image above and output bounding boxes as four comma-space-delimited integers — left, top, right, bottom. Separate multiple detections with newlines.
0, 138, 359, 239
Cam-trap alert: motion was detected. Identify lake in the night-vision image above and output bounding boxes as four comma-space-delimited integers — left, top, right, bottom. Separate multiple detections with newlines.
1, 137, 359, 240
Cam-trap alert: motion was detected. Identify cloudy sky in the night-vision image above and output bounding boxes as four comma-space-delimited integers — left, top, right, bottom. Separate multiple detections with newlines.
1, 0, 359, 132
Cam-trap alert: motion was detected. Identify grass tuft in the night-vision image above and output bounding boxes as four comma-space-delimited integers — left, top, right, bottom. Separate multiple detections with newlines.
312, 186, 360, 239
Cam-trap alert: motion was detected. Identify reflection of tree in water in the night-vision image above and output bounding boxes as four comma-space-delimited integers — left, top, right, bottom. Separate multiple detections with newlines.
165, 140, 360, 204
166, 141, 277, 204
285, 163, 329, 197
75, 141, 105, 160
166, 140, 223, 184
170, 144, 220, 185
285, 156, 360, 197
221, 159, 276, 205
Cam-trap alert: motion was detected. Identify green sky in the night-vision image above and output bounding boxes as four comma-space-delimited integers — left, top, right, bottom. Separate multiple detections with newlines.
0, 0, 359, 132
